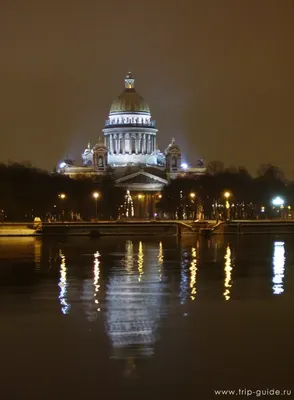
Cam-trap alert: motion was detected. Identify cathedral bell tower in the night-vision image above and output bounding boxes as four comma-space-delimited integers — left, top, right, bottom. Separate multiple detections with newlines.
165, 138, 182, 172
93, 137, 108, 170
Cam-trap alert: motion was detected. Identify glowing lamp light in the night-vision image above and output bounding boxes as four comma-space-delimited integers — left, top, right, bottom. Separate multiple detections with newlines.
272, 196, 284, 207
93, 192, 100, 199
190, 192, 196, 199
59, 162, 66, 169
181, 163, 188, 169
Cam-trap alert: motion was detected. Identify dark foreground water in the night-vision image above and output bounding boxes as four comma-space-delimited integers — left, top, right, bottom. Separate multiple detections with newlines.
0, 235, 293, 399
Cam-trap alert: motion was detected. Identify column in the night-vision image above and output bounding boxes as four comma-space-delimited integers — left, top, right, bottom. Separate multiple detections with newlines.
153, 135, 156, 153
116, 136, 119, 154
125, 134, 130, 154
147, 135, 151, 154
138, 134, 142, 154
113, 135, 116, 153
109, 134, 113, 154
135, 133, 139, 154
129, 134, 132, 154
143, 134, 146, 154
122, 133, 125, 154
118, 135, 121, 154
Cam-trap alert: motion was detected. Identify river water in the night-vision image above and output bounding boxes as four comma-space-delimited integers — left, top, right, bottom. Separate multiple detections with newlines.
0, 235, 293, 399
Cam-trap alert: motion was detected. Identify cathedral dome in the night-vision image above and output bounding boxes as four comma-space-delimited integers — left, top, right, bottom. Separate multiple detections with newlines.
109, 72, 150, 115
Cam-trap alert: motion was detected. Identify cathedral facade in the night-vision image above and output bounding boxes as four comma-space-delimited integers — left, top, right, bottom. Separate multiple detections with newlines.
58, 73, 205, 217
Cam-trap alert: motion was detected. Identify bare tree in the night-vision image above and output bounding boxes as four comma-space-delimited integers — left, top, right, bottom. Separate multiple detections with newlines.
206, 160, 225, 175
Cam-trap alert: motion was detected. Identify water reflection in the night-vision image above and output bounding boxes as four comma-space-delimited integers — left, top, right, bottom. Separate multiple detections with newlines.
58, 249, 70, 315
2, 235, 292, 364
138, 241, 144, 281
105, 240, 166, 359
125, 240, 134, 272
2, 237, 294, 394
158, 241, 163, 282
0, 237, 41, 260
94, 251, 101, 311
180, 252, 189, 305
272, 241, 285, 295
190, 247, 197, 300
224, 245, 232, 301
34, 240, 42, 273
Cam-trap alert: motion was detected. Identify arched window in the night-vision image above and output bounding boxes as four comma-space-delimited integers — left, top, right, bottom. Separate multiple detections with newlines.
98, 156, 103, 167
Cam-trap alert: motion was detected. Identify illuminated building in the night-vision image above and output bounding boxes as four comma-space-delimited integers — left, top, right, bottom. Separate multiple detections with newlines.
57, 72, 206, 217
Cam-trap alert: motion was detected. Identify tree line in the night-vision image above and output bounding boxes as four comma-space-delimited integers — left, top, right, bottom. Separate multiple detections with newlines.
0, 163, 124, 221
157, 163, 293, 220
0, 161, 293, 221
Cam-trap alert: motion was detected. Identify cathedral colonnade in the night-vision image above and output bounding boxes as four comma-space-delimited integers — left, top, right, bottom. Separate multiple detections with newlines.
106, 132, 156, 155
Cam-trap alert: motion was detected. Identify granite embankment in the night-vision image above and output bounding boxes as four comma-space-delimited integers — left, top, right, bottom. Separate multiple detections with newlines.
2, 220, 293, 237
0, 221, 205, 237
209, 220, 294, 235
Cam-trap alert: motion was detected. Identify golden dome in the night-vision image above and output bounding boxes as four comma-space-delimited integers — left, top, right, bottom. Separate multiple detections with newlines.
109, 73, 150, 115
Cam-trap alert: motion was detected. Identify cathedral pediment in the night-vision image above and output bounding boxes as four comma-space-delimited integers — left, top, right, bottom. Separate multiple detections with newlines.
115, 171, 168, 191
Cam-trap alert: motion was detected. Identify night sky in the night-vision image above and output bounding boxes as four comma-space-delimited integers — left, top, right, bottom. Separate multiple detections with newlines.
1, 0, 294, 175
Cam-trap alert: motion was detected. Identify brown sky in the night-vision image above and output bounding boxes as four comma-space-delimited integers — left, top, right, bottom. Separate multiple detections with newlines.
1, 0, 294, 175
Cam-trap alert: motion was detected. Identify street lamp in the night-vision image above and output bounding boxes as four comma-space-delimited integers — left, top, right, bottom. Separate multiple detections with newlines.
58, 193, 67, 222
190, 192, 196, 220
272, 196, 284, 207
93, 192, 100, 220
223, 191, 232, 220
272, 196, 285, 219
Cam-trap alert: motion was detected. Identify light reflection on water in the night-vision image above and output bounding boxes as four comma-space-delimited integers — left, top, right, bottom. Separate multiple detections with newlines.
0, 235, 292, 364
189, 246, 197, 301
58, 249, 70, 315
94, 251, 101, 312
224, 245, 233, 301
105, 240, 167, 359
272, 241, 285, 295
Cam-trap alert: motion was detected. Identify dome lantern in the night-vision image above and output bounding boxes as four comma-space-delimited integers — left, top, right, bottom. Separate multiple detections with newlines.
125, 71, 135, 89
109, 72, 151, 115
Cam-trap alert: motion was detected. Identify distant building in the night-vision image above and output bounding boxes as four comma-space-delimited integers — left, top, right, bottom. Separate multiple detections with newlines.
58, 72, 205, 217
